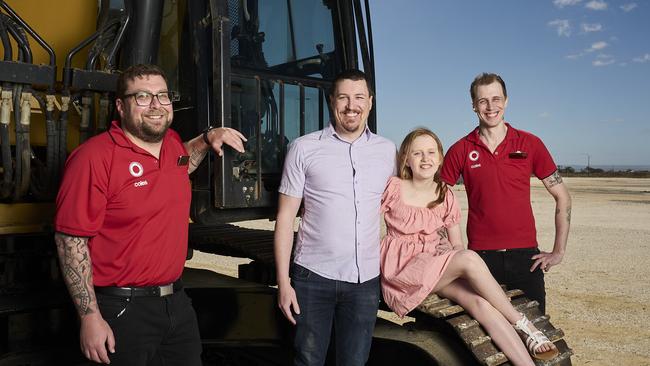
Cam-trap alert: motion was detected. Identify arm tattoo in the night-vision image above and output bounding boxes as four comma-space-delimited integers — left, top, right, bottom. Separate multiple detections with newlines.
544, 170, 564, 188
188, 146, 208, 171
54, 233, 96, 317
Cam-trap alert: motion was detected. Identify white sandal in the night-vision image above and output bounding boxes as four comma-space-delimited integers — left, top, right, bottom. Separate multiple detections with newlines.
514, 313, 559, 361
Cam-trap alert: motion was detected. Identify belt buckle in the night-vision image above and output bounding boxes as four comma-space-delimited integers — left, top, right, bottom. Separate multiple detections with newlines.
159, 284, 173, 297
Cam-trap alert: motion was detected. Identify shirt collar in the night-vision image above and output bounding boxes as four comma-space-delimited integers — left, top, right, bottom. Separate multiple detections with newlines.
321, 122, 373, 143
466, 122, 518, 144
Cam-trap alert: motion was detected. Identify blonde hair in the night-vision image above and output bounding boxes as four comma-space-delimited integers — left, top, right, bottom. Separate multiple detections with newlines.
397, 128, 448, 208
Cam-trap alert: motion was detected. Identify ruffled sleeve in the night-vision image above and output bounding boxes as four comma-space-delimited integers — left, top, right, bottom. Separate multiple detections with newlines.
442, 188, 461, 227
381, 176, 400, 213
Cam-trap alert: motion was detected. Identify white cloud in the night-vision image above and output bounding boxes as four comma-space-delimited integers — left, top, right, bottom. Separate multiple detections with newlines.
548, 19, 571, 37
621, 3, 638, 12
566, 53, 584, 59
554, 0, 582, 8
581, 23, 602, 33
633, 53, 650, 63
586, 41, 608, 52
585, 0, 608, 10
539, 112, 551, 118
593, 53, 615, 66
593, 59, 615, 66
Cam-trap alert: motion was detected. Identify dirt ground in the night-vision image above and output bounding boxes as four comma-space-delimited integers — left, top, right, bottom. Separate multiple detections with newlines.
187, 177, 650, 366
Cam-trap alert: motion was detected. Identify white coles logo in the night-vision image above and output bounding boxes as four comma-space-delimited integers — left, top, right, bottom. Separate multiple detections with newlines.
129, 162, 144, 177
469, 150, 480, 162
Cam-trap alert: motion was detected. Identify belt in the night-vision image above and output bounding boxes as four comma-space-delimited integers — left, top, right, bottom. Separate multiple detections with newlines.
95, 280, 182, 297
477, 247, 537, 253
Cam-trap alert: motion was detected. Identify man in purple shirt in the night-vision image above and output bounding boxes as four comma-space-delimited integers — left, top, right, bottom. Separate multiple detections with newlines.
274, 69, 396, 366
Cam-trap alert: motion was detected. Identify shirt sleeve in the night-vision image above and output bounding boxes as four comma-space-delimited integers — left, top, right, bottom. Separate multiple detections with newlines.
531, 135, 557, 180
278, 140, 305, 198
440, 142, 462, 186
54, 143, 110, 237
443, 188, 461, 227
381, 176, 399, 213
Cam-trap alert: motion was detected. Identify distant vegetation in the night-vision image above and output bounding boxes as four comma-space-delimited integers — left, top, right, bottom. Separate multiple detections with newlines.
558, 166, 650, 178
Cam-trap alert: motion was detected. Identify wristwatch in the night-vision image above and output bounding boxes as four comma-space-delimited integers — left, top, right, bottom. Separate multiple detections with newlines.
202, 126, 216, 145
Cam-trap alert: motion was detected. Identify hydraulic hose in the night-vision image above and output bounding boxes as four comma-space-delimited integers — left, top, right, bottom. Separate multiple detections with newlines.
0, 14, 13, 61
30, 92, 57, 200
0, 15, 13, 199
12, 85, 31, 201
0, 87, 12, 199
98, 93, 110, 131
57, 94, 71, 176
79, 93, 92, 143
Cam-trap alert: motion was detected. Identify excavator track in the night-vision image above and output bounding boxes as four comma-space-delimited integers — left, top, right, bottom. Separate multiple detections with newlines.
415, 289, 573, 366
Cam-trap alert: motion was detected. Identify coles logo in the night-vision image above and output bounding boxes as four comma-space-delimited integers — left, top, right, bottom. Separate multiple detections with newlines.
129, 162, 144, 177
468, 150, 480, 162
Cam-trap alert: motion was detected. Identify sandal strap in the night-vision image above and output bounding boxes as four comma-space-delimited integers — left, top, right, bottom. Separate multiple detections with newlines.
514, 313, 553, 355
525, 331, 552, 355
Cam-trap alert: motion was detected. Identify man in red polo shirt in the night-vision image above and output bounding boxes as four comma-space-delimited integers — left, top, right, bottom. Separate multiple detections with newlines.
54, 64, 246, 365
440, 73, 571, 314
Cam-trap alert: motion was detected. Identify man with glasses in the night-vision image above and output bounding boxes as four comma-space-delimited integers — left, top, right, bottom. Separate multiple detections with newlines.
440, 73, 571, 315
54, 64, 246, 365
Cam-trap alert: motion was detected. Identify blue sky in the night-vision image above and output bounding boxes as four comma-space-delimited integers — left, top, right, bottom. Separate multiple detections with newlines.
370, 0, 650, 166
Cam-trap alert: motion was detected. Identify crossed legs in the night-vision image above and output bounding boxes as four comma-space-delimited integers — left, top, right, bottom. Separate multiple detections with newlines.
433, 250, 556, 365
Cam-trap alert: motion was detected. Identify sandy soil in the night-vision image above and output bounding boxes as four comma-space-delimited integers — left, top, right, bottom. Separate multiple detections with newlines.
187, 177, 650, 366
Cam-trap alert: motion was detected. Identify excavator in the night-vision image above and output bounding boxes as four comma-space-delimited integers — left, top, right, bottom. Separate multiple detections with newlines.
0, 0, 573, 364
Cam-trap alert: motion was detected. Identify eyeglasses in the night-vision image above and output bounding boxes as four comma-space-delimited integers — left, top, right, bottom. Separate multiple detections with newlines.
123, 91, 180, 106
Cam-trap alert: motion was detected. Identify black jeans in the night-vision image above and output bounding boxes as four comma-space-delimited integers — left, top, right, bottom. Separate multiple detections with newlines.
96, 289, 202, 366
291, 264, 380, 366
475, 248, 547, 314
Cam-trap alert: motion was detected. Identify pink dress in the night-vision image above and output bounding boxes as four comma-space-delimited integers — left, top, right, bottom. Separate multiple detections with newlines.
380, 176, 461, 317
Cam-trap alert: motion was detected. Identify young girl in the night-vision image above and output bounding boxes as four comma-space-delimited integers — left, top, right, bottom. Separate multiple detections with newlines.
380, 128, 558, 364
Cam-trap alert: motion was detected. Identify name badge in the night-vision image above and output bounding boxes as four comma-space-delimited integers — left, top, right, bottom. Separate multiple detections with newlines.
508, 151, 527, 159
177, 155, 190, 166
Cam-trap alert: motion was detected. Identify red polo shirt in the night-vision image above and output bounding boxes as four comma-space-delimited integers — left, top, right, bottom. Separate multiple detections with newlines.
55, 121, 191, 287
440, 123, 557, 250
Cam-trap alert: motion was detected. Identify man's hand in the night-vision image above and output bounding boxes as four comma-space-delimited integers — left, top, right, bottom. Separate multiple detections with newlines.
205, 127, 247, 156
80, 313, 115, 364
531, 250, 564, 272
277, 283, 300, 325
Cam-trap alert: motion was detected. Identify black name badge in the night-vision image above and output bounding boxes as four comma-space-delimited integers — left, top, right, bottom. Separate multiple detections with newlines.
177, 155, 190, 166
508, 151, 528, 159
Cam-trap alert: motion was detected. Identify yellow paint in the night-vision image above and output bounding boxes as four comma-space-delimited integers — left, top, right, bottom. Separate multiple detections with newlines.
0, 202, 55, 235
2, 0, 98, 79
0, 0, 95, 150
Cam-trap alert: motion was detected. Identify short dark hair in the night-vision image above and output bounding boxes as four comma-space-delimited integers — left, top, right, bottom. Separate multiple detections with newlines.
116, 64, 168, 98
470, 73, 507, 102
329, 69, 374, 98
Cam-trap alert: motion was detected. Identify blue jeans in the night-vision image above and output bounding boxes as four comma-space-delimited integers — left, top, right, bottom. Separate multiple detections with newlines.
291, 264, 380, 366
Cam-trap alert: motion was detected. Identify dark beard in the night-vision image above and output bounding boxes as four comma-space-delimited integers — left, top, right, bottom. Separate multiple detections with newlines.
138, 122, 169, 142
123, 119, 170, 143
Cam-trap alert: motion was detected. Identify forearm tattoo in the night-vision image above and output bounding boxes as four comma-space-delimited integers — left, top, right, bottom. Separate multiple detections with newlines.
54, 233, 96, 317
189, 146, 208, 171
545, 170, 564, 188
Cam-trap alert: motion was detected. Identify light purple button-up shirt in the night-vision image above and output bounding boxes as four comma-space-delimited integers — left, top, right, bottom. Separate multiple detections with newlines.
279, 124, 396, 283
